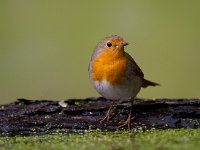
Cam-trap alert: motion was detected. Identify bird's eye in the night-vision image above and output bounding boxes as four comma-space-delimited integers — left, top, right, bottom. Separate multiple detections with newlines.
106, 42, 112, 47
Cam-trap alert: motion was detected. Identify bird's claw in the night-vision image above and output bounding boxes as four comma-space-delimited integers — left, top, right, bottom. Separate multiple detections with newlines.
118, 115, 134, 129
99, 112, 115, 124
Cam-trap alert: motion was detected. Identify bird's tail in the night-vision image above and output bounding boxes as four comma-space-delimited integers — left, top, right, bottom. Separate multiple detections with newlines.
142, 79, 160, 88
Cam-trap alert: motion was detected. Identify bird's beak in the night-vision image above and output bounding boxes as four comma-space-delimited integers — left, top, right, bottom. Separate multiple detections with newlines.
121, 42, 129, 47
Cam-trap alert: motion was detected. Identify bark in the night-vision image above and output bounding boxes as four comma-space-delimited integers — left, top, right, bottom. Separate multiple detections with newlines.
0, 98, 200, 135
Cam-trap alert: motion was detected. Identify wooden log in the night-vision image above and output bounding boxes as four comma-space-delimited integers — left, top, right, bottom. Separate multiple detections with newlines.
0, 97, 200, 135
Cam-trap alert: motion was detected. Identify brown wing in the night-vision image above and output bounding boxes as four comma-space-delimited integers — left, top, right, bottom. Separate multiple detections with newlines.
125, 53, 160, 87
125, 52, 144, 79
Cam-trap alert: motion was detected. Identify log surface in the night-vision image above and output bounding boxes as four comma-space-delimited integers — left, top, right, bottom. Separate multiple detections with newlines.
0, 98, 200, 135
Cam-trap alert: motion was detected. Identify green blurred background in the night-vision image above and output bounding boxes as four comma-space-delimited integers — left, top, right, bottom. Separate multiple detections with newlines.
0, 0, 199, 104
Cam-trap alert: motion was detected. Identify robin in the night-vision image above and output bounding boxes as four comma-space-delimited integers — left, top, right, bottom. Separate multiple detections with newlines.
88, 35, 159, 129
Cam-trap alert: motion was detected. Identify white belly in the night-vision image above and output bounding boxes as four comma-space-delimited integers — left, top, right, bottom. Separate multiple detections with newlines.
92, 77, 142, 100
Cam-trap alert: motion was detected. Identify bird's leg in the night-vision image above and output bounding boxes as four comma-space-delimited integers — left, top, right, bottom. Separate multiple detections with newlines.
100, 100, 114, 124
118, 99, 134, 129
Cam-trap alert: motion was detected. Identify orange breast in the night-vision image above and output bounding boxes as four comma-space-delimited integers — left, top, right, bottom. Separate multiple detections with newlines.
92, 49, 127, 85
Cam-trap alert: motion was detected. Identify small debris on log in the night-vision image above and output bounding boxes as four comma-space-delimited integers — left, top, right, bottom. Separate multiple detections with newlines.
0, 97, 200, 135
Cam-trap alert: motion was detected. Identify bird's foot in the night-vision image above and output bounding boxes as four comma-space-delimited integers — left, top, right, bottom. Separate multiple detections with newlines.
99, 109, 115, 124
118, 113, 134, 129
99, 101, 114, 124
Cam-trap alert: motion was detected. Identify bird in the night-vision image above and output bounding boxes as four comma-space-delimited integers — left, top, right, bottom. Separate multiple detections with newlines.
88, 35, 159, 129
